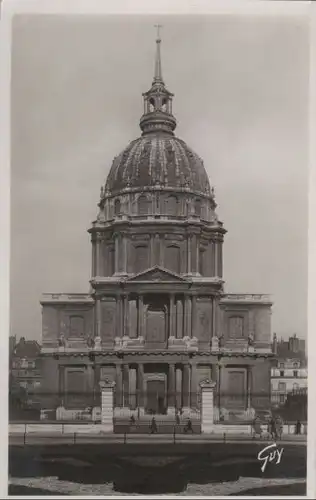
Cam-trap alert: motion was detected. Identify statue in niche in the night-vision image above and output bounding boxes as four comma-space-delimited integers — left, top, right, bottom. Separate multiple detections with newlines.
87, 337, 95, 348
248, 332, 254, 346
94, 336, 102, 350
211, 335, 219, 351
58, 334, 66, 347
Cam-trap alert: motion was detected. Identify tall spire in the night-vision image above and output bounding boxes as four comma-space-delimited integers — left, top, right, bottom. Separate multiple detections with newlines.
154, 24, 163, 83
140, 26, 176, 135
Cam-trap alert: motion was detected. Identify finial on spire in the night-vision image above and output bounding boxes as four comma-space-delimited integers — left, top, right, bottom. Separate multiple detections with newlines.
154, 24, 163, 83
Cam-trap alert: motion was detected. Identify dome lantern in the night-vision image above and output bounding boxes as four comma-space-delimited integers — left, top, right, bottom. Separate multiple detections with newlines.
140, 27, 176, 136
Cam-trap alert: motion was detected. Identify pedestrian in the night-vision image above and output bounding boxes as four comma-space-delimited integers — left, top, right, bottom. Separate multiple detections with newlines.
275, 416, 283, 440
175, 412, 180, 426
295, 420, 302, 435
130, 414, 135, 425
184, 417, 193, 433
252, 416, 263, 439
150, 416, 157, 434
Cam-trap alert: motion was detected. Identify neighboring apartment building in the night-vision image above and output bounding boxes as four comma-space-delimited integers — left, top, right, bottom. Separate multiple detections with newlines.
10, 338, 42, 401
271, 334, 307, 406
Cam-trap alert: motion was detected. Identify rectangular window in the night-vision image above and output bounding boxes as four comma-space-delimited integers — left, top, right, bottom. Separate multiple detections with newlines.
278, 382, 286, 391
293, 370, 298, 377
280, 394, 285, 404
280, 370, 284, 377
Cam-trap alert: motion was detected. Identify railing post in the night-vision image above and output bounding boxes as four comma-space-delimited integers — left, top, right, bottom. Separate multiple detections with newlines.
173, 425, 176, 444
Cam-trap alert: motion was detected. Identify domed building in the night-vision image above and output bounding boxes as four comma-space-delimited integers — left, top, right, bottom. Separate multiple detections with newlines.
40, 35, 273, 426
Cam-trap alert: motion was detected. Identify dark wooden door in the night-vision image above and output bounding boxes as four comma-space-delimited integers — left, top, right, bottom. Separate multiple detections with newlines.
146, 380, 166, 414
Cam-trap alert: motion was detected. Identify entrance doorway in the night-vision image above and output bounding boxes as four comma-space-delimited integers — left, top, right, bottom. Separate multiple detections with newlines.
146, 380, 166, 414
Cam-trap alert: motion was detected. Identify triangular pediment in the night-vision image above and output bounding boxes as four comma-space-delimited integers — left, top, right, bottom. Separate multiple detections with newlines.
127, 266, 188, 283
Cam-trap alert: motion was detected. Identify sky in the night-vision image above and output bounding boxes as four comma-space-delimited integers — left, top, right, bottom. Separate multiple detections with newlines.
10, 14, 309, 342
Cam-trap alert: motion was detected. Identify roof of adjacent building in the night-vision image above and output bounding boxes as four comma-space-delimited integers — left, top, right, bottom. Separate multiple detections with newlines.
13, 338, 41, 359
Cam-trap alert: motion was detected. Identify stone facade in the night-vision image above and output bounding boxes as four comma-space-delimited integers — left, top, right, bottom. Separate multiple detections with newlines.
40, 35, 273, 421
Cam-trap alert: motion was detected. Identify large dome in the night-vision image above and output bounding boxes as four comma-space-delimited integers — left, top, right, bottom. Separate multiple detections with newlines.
105, 134, 211, 195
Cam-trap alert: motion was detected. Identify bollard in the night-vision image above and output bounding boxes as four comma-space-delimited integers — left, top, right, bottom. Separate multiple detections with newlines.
73, 432, 76, 445
173, 426, 176, 445
124, 432, 127, 444
223, 432, 226, 443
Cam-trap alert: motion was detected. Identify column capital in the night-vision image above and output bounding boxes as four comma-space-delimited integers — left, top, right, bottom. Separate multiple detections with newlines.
200, 379, 216, 389
99, 380, 115, 390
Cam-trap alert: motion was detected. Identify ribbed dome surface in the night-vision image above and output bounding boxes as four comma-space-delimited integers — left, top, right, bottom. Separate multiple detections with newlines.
105, 134, 211, 195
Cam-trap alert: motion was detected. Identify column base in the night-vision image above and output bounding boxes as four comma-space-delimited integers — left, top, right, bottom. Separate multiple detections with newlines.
167, 407, 176, 416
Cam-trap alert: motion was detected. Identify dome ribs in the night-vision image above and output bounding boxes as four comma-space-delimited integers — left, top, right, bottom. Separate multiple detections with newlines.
104, 135, 211, 196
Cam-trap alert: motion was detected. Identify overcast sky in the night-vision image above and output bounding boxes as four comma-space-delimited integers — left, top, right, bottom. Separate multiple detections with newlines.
10, 14, 309, 342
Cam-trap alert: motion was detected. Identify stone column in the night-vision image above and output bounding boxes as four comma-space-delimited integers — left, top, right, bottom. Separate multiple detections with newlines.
196, 237, 200, 274
159, 235, 164, 267
99, 380, 115, 432
137, 363, 144, 409
150, 234, 155, 267
187, 235, 192, 274
200, 380, 216, 433
123, 294, 129, 337
190, 363, 197, 408
116, 295, 122, 337
123, 364, 129, 408
168, 364, 176, 414
138, 295, 144, 338
96, 298, 102, 339
212, 297, 217, 338
169, 294, 175, 338
214, 239, 218, 277
92, 365, 101, 420
96, 234, 101, 276
92, 238, 96, 277
218, 240, 223, 278
184, 295, 192, 338
114, 234, 119, 274
115, 364, 123, 407
58, 365, 65, 407
246, 365, 255, 418
122, 234, 128, 274
182, 364, 190, 409
191, 234, 197, 273
176, 366, 182, 409
176, 298, 183, 339
155, 234, 160, 266
191, 294, 197, 338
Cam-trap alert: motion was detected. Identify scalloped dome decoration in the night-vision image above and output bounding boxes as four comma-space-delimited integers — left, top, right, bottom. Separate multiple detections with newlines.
104, 135, 211, 195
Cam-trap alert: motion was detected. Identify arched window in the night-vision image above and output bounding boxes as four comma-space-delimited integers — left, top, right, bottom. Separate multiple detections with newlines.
165, 245, 180, 274
138, 195, 149, 216
165, 195, 178, 216
149, 98, 155, 112
114, 199, 121, 216
161, 98, 167, 112
69, 316, 84, 338
134, 245, 149, 273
